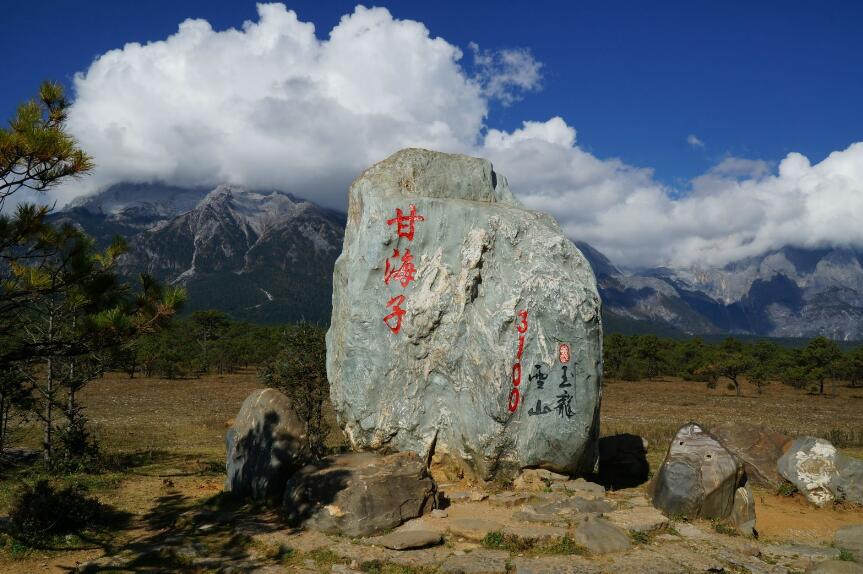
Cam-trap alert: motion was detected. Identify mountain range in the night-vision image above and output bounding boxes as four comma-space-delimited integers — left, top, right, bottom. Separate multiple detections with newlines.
52, 183, 863, 340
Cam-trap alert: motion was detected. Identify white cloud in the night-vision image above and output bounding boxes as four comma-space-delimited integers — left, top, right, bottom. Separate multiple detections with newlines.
59, 3, 863, 269
686, 134, 704, 148
488, 118, 863, 268
469, 42, 542, 106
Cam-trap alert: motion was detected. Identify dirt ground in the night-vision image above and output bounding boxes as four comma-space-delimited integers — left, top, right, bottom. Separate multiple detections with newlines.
1, 372, 861, 572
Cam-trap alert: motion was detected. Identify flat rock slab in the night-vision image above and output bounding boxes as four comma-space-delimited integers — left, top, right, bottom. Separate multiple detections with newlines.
513, 469, 572, 491
761, 543, 841, 570
571, 516, 631, 554
561, 478, 605, 498
502, 523, 567, 542
835, 524, 863, 561
372, 529, 443, 550
448, 518, 506, 541
487, 492, 531, 507
809, 561, 863, 574
439, 549, 510, 574
605, 506, 669, 533
511, 556, 600, 574
327, 148, 603, 480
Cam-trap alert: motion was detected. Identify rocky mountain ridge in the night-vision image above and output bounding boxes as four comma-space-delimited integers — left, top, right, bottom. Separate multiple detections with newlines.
54, 182, 862, 338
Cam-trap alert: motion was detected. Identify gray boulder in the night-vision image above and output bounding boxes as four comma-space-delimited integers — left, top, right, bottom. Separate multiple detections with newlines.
778, 437, 863, 506
650, 423, 742, 519
327, 148, 602, 480
282, 451, 436, 537
225, 388, 309, 502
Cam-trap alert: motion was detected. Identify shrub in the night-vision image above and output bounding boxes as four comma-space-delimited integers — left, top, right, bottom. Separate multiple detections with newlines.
776, 481, 797, 497
6, 480, 104, 545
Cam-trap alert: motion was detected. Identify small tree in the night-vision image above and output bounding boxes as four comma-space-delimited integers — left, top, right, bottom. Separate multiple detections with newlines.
842, 346, 863, 388
715, 338, 753, 396
259, 323, 329, 456
801, 337, 842, 395
0, 83, 184, 465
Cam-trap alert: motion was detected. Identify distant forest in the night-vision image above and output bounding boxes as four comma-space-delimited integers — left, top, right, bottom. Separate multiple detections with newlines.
123, 312, 863, 397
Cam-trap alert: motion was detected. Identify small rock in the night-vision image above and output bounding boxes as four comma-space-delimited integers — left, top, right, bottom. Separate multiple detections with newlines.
470, 492, 489, 502
730, 485, 756, 537
605, 506, 669, 533
514, 497, 612, 524
808, 561, 863, 574
487, 492, 530, 507
447, 491, 474, 502
673, 522, 709, 540
513, 468, 570, 490
761, 543, 841, 570
571, 515, 631, 554
502, 524, 567, 543
374, 529, 442, 550
448, 518, 506, 541
511, 555, 598, 574
439, 549, 510, 573
431, 509, 449, 518
562, 478, 606, 498
835, 524, 863, 562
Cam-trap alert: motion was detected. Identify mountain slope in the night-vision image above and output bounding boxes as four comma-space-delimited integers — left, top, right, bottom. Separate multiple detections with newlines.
56, 183, 862, 338
57, 183, 345, 324
577, 241, 863, 340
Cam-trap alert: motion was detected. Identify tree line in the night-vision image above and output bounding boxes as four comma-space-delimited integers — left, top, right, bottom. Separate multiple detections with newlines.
604, 333, 863, 394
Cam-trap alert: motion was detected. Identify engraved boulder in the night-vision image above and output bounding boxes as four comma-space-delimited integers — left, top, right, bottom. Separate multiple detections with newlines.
326, 148, 603, 480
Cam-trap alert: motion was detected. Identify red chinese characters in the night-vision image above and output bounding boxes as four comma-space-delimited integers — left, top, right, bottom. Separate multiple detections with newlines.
384, 249, 417, 288
386, 204, 425, 241
382, 205, 425, 334
508, 310, 529, 412
383, 295, 406, 334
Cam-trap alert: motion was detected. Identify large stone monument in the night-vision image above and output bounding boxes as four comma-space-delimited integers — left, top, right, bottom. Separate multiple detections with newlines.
326, 148, 602, 480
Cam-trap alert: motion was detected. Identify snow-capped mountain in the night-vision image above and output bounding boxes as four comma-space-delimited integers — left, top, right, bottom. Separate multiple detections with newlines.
56, 182, 862, 338
55, 183, 344, 324
579, 242, 863, 340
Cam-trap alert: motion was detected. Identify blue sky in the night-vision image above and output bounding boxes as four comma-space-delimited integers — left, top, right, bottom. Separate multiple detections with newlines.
4, 1, 862, 266
5, 0, 862, 186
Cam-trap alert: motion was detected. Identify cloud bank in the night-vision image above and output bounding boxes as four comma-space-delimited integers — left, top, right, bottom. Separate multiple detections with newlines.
63, 3, 863, 268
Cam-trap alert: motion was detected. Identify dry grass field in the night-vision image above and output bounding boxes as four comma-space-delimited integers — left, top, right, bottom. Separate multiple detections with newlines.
1, 370, 861, 572
601, 377, 863, 466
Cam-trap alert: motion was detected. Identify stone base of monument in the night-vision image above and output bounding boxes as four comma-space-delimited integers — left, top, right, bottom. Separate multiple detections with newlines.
282, 451, 436, 537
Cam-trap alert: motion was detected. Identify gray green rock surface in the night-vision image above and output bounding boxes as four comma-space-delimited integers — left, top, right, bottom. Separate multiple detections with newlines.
326, 148, 602, 480
650, 423, 742, 519
224, 388, 309, 503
